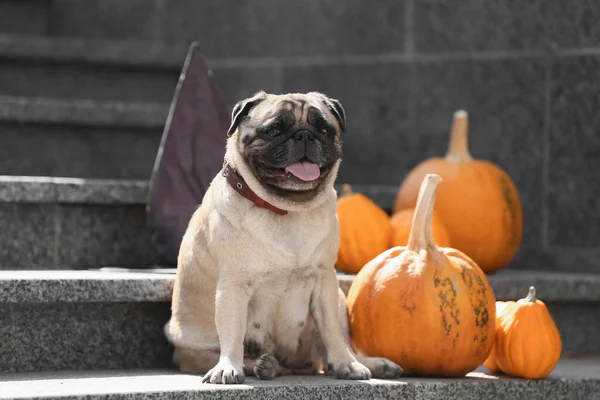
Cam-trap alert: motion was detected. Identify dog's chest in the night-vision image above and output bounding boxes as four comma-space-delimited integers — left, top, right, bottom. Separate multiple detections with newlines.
242, 207, 332, 266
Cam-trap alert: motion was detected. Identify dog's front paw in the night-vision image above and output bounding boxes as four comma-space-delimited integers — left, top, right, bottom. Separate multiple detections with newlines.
202, 360, 245, 384
363, 357, 403, 379
253, 353, 279, 380
329, 360, 372, 380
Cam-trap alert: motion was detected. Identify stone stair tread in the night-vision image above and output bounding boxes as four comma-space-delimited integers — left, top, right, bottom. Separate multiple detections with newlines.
1, 358, 599, 400
0, 175, 399, 210
0, 95, 168, 127
0, 175, 148, 204
0, 34, 188, 69
2, 269, 600, 304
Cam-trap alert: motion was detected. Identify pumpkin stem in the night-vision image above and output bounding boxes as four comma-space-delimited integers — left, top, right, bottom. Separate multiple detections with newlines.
407, 174, 442, 251
445, 110, 474, 163
341, 184, 353, 197
526, 286, 537, 302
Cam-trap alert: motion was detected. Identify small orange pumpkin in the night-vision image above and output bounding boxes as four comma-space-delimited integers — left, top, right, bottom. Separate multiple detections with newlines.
494, 286, 562, 379
335, 184, 393, 274
346, 174, 496, 376
393, 110, 523, 273
390, 208, 451, 248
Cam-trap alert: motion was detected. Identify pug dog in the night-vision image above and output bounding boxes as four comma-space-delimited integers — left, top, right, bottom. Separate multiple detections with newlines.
164, 91, 403, 384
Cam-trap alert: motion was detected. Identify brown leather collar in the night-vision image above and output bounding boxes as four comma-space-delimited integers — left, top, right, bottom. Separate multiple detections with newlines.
222, 163, 288, 215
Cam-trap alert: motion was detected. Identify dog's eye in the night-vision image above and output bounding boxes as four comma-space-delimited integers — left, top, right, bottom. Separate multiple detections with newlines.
321, 128, 328, 135
268, 128, 281, 136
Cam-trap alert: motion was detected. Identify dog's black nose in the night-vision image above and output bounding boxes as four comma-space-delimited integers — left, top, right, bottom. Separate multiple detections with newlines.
294, 130, 315, 141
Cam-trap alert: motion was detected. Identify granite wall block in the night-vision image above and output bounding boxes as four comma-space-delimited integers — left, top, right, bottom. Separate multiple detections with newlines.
48, 0, 165, 42
57, 205, 159, 269
0, 123, 162, 179
0, 203, 56, 269
548, 55, 600, 248
414, 0, 600, 53
0, 59, 180, 103
0, 0, 50, 36
0, 302, 173, 373
163, 0, 405, 58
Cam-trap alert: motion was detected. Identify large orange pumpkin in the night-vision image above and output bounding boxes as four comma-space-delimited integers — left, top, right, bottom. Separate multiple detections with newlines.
393, 111, 523, 273
494, 286, 562, 379
347, 174, 496, 376
336, 184, 393, 274
390, 208, 451, 248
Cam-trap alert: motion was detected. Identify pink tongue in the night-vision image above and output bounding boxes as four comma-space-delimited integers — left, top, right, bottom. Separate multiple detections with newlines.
285, 161, 321, 181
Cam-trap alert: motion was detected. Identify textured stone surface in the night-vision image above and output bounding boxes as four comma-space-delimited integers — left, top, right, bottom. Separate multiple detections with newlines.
0, 123, 161, 179
549, 55, 600, 248
0, 177, 149, 204
0, 302, 173, 373
57, 205, 158, 269
0, 1, 49, 36
48, 0, 165, 42
0, 204, 56, 269
0, 34, 188, 68
0, 96, 168, 127
413, 0, 548, 53
163, 0, 405, 58
1, 360, 600, 399
0, 59, 179, 102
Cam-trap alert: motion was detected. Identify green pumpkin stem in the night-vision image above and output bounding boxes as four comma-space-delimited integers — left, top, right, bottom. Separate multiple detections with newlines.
445, 110, 474, 163
407, 174, 442, 251
526, 286, 537, 302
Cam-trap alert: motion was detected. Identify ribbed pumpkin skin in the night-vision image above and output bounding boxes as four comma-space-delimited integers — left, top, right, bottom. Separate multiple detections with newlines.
393, 156, 523, 273
390, 208, 452, 248
336, 190, 393, 274
495, 288, 562, 379
347, 246, 496, 376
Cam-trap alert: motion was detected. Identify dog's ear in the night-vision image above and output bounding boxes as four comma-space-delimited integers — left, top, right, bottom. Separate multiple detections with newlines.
322, 96, 346, 133
227, 91, 267, 136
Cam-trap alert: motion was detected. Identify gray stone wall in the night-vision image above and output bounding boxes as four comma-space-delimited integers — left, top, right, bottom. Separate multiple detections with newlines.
1, 0, 598, 272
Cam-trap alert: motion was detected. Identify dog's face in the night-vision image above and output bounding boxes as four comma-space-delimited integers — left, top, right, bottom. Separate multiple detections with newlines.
227, 91, 346, 203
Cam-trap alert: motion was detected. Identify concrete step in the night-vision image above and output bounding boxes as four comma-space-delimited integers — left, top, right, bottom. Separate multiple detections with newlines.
0, 176, 399, 269
0, 269, 598, 374
0, 96, 166, 179
1, 359, 599, 400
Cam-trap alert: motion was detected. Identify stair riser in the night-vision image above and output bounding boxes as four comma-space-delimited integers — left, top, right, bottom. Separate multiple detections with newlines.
0, 60, 179, 103
0, 0, 49, 36
0, 202, 159, 270
1, 298, 598, 373
0, 123, 161, 179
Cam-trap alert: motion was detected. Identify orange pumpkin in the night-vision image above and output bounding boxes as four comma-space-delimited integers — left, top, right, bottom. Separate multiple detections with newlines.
390, 208, 451, 248
393, 110, 523, 273
346, 174, 496, 376
482, 301, 513, 373
336, 184, 393, 274
494, 286, 562, 379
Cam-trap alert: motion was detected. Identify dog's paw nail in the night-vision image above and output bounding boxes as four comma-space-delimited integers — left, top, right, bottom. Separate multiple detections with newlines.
203, 361, 245, 384
254, 353, 279, 380
333, 361, 371, 380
